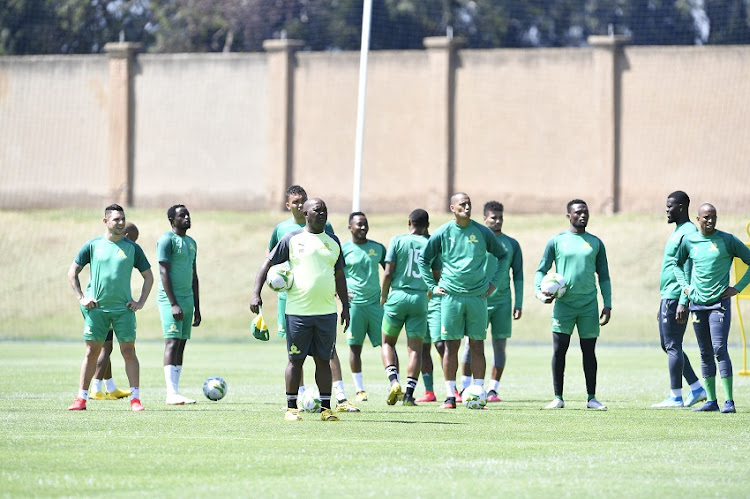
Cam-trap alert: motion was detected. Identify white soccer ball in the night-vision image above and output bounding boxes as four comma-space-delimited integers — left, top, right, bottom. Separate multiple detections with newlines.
298, 390, 321, 413
540, 272, 567, 299
202, 376, 227, 401
266, 264, 294, 292
462, 385, 487, 410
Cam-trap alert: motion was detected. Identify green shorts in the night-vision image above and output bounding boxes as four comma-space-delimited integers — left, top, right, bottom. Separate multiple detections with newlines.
551, 297, 600, 339
382, 289, 428, 339
487, 298, 512, 339
158, 296, 194, 340
346, 301, 383, 346
81, 306, 136, 343
425, 294, 442, 343
441, 293, 488, 341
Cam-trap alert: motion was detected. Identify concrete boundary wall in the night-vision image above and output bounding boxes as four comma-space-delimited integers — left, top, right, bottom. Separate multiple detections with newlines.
0, 38, 748, 213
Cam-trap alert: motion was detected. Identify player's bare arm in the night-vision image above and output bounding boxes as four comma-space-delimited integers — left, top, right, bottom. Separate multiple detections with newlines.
127, 268, 154, 312
159, 261, 183, 320
380, 261, 396, 306
335, 267, 350, 332
68, 261, 97, 309
192, 261, 201, 327
250, 259, 273, 314
720, 286, 739, 299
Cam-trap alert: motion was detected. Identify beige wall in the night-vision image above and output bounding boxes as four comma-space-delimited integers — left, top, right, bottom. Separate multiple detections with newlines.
0, 42, 747, 214
0, 56, 110, 208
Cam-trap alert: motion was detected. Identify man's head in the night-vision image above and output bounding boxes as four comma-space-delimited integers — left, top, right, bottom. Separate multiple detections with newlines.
103, 204, 126, 237
483, 200, 504, 234
167, 204, 191, 233
566, 199, 589, 232
302, 197, 328, 233
286, 185, 308, 221
408, 209, 429, 233
697, 203, 717, 236
123, 222, 139, 242
348, 211, 368, 243
666, 190, 690, 224
450, 192, 472, 225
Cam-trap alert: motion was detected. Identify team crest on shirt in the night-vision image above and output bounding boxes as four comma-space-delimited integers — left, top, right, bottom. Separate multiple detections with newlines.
709, 243, 719, 252
168, 324, 179, 333
467, 234, 479, 243
117, 249, 127, 259
552, 318, 561, 327
368, 249, 377, 257
581, 241, 592, 250
289, 344, 301, 355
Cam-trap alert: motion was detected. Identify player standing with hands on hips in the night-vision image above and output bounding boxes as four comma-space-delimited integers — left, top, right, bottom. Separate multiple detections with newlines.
250, 198, 350, 422
67, 204, 153, 412
536, 199, 611, 411
158, 204, 201, 405
674, 203, 750, 413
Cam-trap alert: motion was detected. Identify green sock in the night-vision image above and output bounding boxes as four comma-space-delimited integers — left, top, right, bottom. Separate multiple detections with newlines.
721, 376, 734, 401
704, 376, 717, 401
423, 373, 433, 392
587, 394, 595, 401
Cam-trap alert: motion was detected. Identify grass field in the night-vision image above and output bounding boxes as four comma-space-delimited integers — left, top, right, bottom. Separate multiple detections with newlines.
2, 209, 750, 497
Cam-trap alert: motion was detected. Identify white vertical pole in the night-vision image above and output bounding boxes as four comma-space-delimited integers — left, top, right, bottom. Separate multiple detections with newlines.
352, 0, 373, 212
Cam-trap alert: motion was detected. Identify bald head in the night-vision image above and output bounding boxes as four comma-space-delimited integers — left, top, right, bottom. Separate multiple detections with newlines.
449, 192, 472, 226
302, 197, 328, 233
123, 222, 139, 242
697, 203, 717, 236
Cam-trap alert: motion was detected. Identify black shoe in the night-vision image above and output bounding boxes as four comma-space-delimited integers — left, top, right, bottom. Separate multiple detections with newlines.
402, 394, 418, 406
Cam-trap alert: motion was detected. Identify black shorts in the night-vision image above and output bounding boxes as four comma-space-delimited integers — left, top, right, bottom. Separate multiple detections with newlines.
285, 313, 337, 361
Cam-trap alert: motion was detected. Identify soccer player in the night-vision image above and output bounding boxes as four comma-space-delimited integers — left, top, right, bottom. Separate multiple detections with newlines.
418, 192, 508, 409
674, 203, 750, 413
651, 191, 707, 408
380, 209, 433, 406
158, 205, 201, 405
250, 198, 350, 422
67, 204, 153, 412
536, 199, 611, 411
90, 221, 140, 401
268, 185, 358, 412
342, 212, 386, 402
459, 201, 523, 402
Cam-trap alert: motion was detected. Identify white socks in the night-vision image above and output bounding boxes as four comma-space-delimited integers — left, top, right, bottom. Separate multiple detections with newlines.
91, 379, 103, 393
488, 379, 500, 393
130, 387, 140, 400
461, 375, 472, 391
333, 380, 346, 402
352, 372, 364, 392
104, 378, 117, 393
78, 389, 89, 400
164, 365, 182, 395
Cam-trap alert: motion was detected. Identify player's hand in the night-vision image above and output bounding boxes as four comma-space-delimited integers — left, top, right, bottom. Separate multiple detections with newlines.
171, 303, 184, 320
513, 308, 522, 320
249, 295, 262, 315
340, 307, 351, 333
536, 290, 554, 304
432, 286, 447, 296
127, 300, 145, 312
484, 283, 496, 298
599, 306, 611, 326
720, 286, 739, 299
79, 297, 98, 310
193, 309, 201, 327
675, 304, 688, 324
380, 294, 388, 307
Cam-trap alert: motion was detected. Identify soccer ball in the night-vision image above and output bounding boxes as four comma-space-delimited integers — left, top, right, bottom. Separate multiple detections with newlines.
298, 390, 321, 413
463, 385, 487, 410
540, 272, 567, 299
266, 264, 294, 292
202, 376, 227, 401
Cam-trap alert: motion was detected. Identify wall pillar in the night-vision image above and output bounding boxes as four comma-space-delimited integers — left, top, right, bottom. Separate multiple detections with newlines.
263, 39, 304, 212
104, 42, 140, 207
589, 35, 630, 214
423, 36, 464, 213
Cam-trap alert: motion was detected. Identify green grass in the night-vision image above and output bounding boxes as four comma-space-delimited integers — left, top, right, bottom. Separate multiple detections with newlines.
2, 340, 750, 497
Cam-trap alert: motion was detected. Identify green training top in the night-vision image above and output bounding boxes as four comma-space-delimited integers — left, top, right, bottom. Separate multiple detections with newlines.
342, 239, 386, 305
659, 221, 697, 305
385, 233, 432, 292
75, 236, 151, 312
418, 219, 508, 296
157, 231, 197, 299
674, 229, 750, 305
268, 229, 345, 316
485, 233, 524, 309
268, 218, 334, 250
535, 231, 612, 308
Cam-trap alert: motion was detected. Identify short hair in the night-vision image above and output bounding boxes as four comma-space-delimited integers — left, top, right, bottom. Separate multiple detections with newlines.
286, 185, 307, 198
349, 211, 366, 223
104, 204, 124, 216
566, 199, 587, 213
483, 201, 504, 216
167, 204, 186, 222
668, 190, 690, 207
409, 209, 429, 228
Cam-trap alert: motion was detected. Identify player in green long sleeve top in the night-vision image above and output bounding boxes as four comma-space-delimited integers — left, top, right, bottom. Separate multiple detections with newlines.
674, 203, 750, 413
651, 191, 706, 409
536, 200, 611, 411
417, 193, 508, 409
